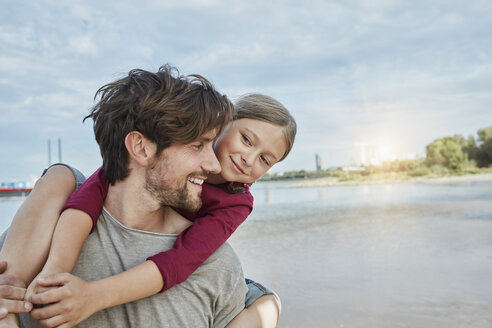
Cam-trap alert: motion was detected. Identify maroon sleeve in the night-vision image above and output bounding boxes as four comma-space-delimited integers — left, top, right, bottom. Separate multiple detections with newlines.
147, 183, 253, 292
61, 167, 110, 233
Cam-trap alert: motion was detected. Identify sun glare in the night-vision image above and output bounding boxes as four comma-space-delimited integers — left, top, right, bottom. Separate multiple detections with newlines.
353, 140, 400, 166
377, 143, 394, 162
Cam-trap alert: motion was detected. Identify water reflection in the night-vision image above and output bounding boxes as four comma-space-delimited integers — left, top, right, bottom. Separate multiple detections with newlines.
234, 179, 492, 327
264, 183, 273, 204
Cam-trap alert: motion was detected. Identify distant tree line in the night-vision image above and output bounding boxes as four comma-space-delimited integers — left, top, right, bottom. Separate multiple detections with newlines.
261, 125, 492, 181
366, 125, 492, 176
426, 126, 492, 170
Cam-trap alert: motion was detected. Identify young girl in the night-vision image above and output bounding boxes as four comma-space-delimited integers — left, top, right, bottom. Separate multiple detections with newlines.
1, 93, 296, 327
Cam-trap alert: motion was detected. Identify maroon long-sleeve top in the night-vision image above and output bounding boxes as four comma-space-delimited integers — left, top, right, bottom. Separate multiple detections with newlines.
62, 167, 253, 291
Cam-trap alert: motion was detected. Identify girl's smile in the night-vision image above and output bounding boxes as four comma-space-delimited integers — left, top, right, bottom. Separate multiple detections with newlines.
230, 157, 246, 175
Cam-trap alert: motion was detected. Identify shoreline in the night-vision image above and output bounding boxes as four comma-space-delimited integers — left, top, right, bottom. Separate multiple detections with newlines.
277, 172, 492, 188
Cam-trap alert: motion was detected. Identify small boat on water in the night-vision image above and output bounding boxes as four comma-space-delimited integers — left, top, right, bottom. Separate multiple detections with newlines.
0, 182, 32, 198
0, 187, 32, 197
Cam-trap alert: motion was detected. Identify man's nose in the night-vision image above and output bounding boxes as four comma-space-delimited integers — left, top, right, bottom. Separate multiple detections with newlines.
202, 145, 221, 175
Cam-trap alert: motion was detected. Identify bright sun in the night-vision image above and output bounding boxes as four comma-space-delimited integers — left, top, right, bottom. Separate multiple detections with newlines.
377, 143, 394, 162
353, 140, 398, 166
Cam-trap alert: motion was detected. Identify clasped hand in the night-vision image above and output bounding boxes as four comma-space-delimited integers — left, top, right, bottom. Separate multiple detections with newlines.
0, 261, 31, 316
26, 272, 98, 328
0, 262, 99, 328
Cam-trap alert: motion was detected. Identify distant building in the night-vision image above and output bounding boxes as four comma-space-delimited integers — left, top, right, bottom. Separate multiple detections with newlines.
353, 143, 380, 166
315, 153, 322, 171
352, 142, 424, 166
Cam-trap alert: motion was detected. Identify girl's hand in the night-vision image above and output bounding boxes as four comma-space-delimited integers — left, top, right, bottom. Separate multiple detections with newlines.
28, 273, 99, 328
25, 266, 64, 302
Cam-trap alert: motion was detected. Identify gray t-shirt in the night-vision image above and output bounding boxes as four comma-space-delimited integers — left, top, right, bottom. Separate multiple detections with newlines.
17, 208, 247, 328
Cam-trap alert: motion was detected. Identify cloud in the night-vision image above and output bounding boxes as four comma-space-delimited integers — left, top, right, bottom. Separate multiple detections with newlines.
1, 0, 492, 180
68, 36, 98, 54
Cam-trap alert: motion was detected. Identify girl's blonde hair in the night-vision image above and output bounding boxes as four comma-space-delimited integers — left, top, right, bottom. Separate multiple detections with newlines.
233, 93, 297, 162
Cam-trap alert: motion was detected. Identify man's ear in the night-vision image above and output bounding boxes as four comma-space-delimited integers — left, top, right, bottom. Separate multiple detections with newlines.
125, 131, 157, 167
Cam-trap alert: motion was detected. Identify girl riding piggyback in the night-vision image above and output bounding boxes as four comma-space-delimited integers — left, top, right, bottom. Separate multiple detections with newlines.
26, 94, 296, 327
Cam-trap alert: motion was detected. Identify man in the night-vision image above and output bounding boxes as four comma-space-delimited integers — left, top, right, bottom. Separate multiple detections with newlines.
0, 65, 247, 327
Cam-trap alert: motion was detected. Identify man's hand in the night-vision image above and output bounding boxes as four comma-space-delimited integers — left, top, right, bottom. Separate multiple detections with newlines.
0, 261, 32, 317
29, 273, 99, 328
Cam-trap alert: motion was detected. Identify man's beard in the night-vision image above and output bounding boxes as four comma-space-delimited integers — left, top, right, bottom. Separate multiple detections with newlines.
144, 163, 203, 212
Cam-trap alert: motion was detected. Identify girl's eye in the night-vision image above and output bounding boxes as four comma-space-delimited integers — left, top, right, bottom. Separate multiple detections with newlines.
260, 155, 270, 166
242, 134, 251, 145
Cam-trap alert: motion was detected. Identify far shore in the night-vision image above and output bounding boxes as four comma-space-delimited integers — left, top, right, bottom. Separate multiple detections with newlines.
266, 172, 492, 188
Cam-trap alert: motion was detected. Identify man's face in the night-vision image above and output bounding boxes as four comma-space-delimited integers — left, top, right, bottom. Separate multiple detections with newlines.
145, 129, 221, 212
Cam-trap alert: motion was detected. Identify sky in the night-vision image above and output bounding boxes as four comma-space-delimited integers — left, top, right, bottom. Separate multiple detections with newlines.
1, 0, 492, 182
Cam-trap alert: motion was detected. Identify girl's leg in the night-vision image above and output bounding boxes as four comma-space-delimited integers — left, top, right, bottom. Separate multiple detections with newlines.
226, 294, 281, 328
0, 165, 76, 287
226, 279, 281, 328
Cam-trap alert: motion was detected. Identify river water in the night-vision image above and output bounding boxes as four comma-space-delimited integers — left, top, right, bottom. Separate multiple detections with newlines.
1, 179, 492, 327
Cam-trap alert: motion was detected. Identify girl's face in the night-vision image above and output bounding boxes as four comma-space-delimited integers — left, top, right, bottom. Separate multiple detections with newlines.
213, 118, 288, 184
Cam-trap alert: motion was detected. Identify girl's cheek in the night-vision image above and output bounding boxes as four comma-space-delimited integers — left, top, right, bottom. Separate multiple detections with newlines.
213, 142, 226, 157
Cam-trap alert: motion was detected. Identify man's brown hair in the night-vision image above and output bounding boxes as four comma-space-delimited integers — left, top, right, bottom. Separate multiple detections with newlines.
84, 65, 233, 184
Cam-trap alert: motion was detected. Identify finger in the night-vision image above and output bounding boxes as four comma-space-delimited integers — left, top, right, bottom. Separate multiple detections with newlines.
0, 285, 26, 301
35, 285, 58, 295
24, 289, 35, 302
0, 275, 24, 288
0, 307, 8, 319
31, 301, 71, 321
40, 315, 69, 328
0, 299, 32, 313
39, 315, 69, 328
36, 273, 70, 287
57, 322, 75, 328
30, 286, 70, 306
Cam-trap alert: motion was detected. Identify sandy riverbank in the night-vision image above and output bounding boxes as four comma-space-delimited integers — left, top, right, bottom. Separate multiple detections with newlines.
285, 172, 492, 188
